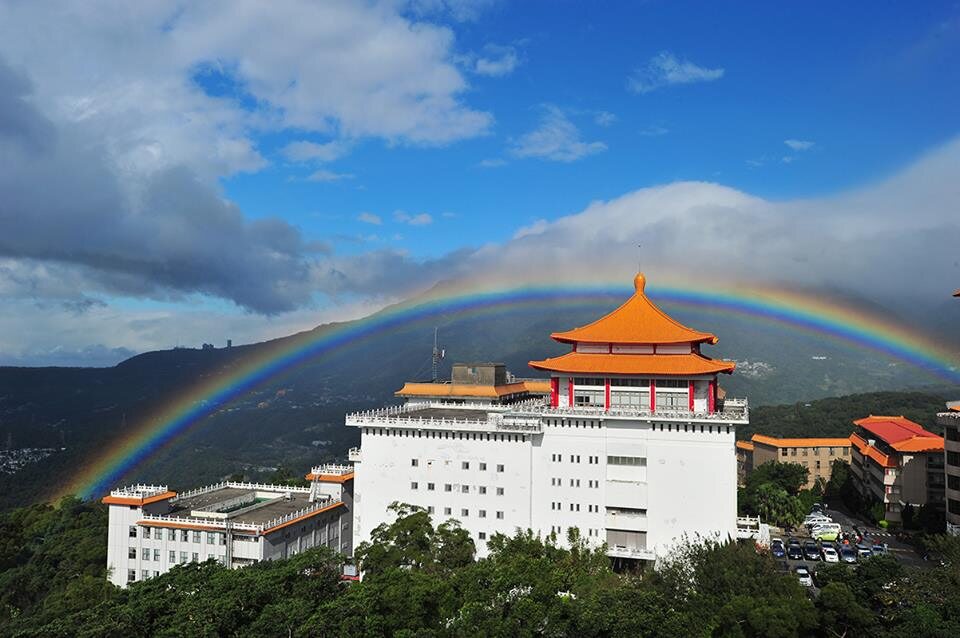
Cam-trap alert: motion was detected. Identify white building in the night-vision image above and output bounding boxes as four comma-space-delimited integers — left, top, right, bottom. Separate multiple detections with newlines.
941, 401, 960, 536
349, 273, 748, 565
103, 464, 353, 587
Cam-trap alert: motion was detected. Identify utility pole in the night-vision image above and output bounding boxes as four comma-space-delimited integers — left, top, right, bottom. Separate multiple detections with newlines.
431, 328, 444, 383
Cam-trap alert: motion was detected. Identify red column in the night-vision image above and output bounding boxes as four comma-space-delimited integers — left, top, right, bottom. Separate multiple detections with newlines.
568, 377, 574, 407
688, 380, 695, 412
649, 379, 656, 412
550, 377, 559, 407
604, 379, 611, 411
708, 379, 716, 413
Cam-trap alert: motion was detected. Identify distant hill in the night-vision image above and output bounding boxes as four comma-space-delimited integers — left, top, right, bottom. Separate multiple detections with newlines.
0, 293, 956, 510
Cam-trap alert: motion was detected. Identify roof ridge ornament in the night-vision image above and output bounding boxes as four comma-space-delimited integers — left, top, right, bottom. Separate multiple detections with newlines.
634, 271, 646, 293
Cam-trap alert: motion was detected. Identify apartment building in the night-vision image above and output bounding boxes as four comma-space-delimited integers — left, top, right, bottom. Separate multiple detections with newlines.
849, 415, 944, 522
742, 434, 852, 489
103, 464, 353, 588
940, 401, 960, 535
348, 272, 748, 566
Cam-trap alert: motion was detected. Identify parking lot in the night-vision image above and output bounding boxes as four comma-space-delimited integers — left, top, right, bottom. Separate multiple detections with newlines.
771, 502, 934, 590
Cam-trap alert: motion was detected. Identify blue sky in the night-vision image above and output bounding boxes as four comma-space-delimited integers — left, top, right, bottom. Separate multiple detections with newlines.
0, 1, 958, 365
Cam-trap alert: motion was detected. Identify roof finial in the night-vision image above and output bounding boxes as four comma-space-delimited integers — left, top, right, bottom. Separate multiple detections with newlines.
634, 271, 646, 293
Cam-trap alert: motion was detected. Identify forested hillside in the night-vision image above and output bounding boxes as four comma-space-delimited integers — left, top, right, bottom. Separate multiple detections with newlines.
2, 500, 960, 637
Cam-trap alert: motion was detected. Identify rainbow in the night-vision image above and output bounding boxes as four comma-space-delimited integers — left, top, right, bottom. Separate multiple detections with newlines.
57, 279, 960, 501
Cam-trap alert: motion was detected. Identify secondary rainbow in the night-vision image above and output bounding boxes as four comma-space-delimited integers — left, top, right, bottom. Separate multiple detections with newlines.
59, 279, 960, 501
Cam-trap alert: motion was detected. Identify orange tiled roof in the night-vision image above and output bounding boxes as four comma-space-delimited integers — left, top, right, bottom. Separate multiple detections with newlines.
736, 440, 754, 452
850, 433, 898, 468
550, 273, 718, 346
304, 471, 355, 483
854, 415, 943, 453
102, 490, 177, 507
521, 380, 551, 394
396, 382, 538, 399
528, 351, 735, 375
751, 434, 852, 448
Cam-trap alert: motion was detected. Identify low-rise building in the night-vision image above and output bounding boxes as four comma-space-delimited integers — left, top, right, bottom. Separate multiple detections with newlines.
103, 464, 353, 588
735, 440, 754, 485
939, 401, 960, 535
849, 415, 944, 522
746, 435, 851, 489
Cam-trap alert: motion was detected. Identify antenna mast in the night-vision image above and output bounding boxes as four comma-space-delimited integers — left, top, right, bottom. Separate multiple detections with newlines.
431, 327, 445, 382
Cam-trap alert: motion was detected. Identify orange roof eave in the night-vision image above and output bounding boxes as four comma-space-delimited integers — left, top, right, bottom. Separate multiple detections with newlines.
751, 434, 852, 448
305, 471, 355, 483
102, 490, 177, 507
736, 440, 754, 451
850, 433, 898, 468
528, 352, 735, 376
395, 382, 536, 399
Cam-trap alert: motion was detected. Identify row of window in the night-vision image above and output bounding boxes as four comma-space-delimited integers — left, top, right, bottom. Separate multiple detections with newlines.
948, 474, 960, 491
780, 447, 849, 457
410, 482, 505, 495
545, 419, 601, 428
424, 505, 504, 519
607, 455, 646, 466
551, 454, 600, 463
550, 503, 603, 513
945, 426, 960, 442
129, 526, 227, 544
411, 459, 504, 472
651, 423, 732, 434
573, 377, 689, 388
130, 548, 218, 564
948, 451, 960, 468
549, 525, 603, 537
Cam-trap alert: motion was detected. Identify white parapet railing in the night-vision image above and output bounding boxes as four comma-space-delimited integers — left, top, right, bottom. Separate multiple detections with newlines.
310, 463, 354, 476
512, 399, 749, 423
139, 497, 343, 535
606, 545, 656, 560
948, 522, 960, 537
348, 447, 361, 462
170, 481, 311, 503
111, 484, 169, 498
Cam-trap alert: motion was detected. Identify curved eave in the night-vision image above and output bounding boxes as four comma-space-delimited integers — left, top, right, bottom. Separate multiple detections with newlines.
549, 333, 718, 346
528, 352, 735, 376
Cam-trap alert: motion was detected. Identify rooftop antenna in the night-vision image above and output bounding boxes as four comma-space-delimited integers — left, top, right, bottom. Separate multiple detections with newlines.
431, 327, 445, 382
637, 242, 642, 273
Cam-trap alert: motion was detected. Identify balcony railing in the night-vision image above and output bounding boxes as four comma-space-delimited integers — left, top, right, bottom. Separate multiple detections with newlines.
348, 447, 361, 462
511, 399, 749, 423
170, 481, 311, 503
606, 545, 655, 560
111, 484, 169, 498
310, 464, 353, 476
947, 522, 960, 537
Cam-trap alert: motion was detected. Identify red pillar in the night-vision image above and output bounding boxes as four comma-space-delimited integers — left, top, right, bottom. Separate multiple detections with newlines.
568, 377, 574, 407
708, 379, 716, 413
688, 380, 695, 412
550, 377, 559, 407
649, 379, 656, 412
604, 379, 611, 411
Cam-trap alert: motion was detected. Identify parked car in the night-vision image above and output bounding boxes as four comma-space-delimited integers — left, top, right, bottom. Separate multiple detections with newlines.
795, 565, 813, 587
804, 541, 821, 561
805, 517, 832, 529
855, 544, 873, 559
787, 544, 803, 560
840, 546, 858, 563
771, 539, 786, 558
821, 546, 840, 563
872, 544, 888, 555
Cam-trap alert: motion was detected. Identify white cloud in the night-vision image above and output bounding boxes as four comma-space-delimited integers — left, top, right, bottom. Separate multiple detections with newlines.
394, 210, 434, 225
781, 155, 795, 164
512, 218, 549, 239
474, 44, 520, 77
639, 124, 669, 137
594, 111, 617, 127
478, 158, 507, 168
307, 169, 355, 182
357, 212, 382, 225
627, 51, 724, 94
510, 106, 607, 162
784, 139, 815, 151
281, 140, 349, 163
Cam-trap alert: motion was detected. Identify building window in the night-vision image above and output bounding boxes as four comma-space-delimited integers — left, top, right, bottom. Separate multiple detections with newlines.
462, 461, 470, 470
128, 547, 136, 559
427, 482, 435, 491
142, 570, 150, 581
193, 531, 201, 543
411, 458, 419, 467
496, 511, 504, 519
497, 487, 504, 496
181, 530, 189, 542
479, 486, 487, 494
461, 509, 469, 517
168, 529, 176, 541
479, 532, 487, 540
948, 474, 960, 491
129, 526, 137, 538
127, 570, 136, 583
655, 392, 686, 410
480, 462, 487, 470
153, 528, 162, 540
411, 481, 418, 490
444, 507, 452, 515
180, 551, 188, 562
141, 548, 150, 560
207, 533, 216, 544
948, 451, 960, 467
169, 551, 176, 563
479, 509, 487, 518
497, 464, 504, 472
153, 549, 160, 562
208, 554, 215, 561
780, 449, 788, 457
427, 506, 435, 514
445, 484, 453, 492
192, 553, 199, 562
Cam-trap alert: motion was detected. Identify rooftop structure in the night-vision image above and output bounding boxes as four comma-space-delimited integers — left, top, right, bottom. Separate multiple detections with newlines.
349, 273, 747, 566
849, 416, 944, 523
104, 464, 353, 588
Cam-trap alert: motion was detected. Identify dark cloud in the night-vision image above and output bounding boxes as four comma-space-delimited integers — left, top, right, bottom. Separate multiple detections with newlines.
0, 56, 318, 314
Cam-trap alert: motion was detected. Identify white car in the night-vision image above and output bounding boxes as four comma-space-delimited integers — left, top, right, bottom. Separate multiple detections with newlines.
821, 547, 839, 563
795, 566, 813, 587
805, 517, 832, 529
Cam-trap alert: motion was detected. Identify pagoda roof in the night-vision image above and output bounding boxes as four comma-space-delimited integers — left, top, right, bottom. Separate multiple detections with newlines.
550, 273, 718, 345
853, 415, 943, 453
528, 351, 735, 376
